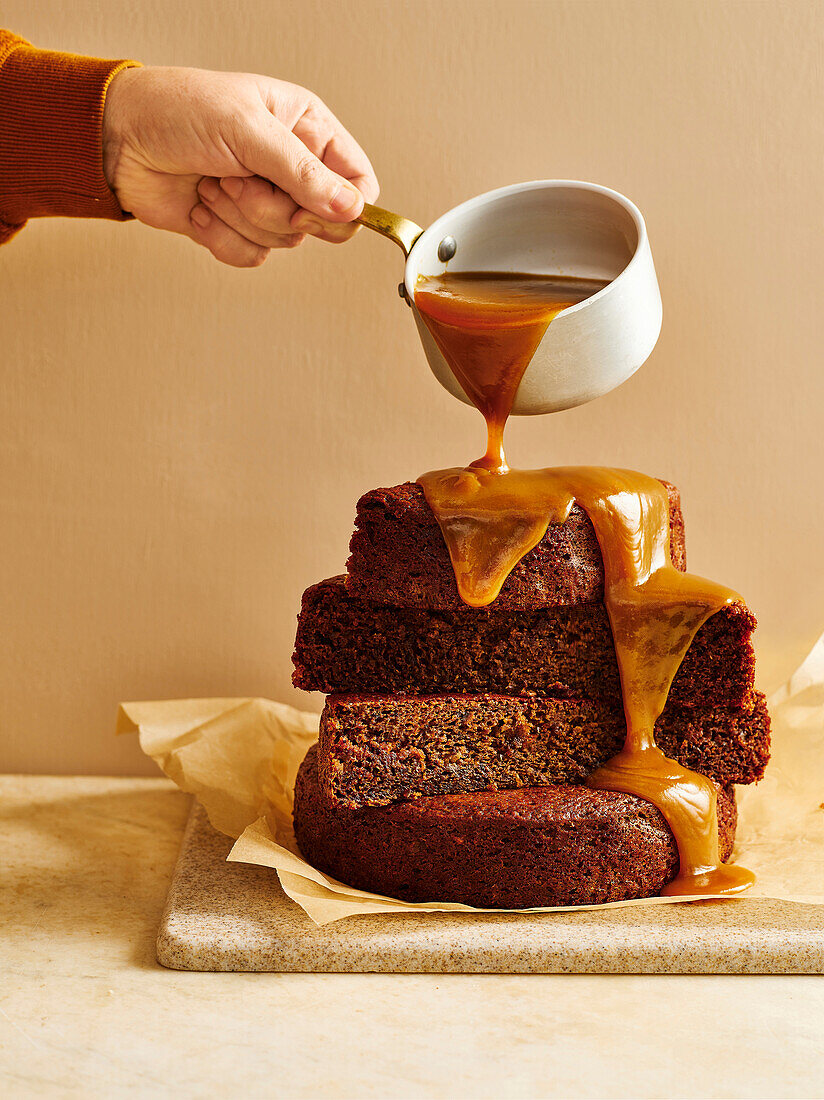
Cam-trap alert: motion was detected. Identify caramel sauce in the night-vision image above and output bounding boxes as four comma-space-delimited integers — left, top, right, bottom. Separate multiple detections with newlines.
415, 271, 755, 897
415, 273, 605, 469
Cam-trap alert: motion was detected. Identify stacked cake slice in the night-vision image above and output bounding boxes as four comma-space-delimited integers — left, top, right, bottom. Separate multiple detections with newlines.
291, 481, 770, 908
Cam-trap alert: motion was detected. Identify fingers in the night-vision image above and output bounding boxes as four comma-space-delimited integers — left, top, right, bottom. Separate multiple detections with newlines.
225, 88, 379, 244
196, 176, 305, 248
289, 102, 378, 240
288, 210, 363, 244
201, 173, 359, 246
240, 110, 366, 223
295, 114, 379, 205
285, 101, 378, 240
189, 202, 270, 268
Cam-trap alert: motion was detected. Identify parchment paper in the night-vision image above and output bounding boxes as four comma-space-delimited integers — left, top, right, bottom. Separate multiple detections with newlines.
118, 636, 824, 924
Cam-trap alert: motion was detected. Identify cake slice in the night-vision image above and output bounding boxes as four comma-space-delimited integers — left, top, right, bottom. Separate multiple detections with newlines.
317, 692, 771, 808
294, 744, 737, 908
292, 576, 758, 709
345, 480, 686, 610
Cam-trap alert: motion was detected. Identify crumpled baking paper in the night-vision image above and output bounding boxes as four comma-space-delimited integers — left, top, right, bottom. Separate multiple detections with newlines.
118, 636, 824, 924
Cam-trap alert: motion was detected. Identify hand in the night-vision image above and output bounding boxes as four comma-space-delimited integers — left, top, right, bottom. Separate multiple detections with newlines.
102, 66, 379, 267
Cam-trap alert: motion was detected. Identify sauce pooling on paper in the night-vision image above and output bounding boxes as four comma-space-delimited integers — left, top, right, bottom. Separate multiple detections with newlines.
414, 270, 754, 897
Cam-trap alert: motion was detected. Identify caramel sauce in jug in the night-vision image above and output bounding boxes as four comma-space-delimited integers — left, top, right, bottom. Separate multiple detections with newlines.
414, 272, 606, 469
414, 270, 754, 897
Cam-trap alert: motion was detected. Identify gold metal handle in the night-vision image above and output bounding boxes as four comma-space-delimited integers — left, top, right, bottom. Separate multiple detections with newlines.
357, 202, 424, 258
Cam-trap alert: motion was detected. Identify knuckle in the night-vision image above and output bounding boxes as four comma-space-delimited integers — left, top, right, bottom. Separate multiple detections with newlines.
293, 154, 324, 191
230, 255, 258, 269
239, 191, 272, 230
302, 90, 322, 112
236, 193, 262, 227
211, 243, 264, 269
299, 90, 327, 121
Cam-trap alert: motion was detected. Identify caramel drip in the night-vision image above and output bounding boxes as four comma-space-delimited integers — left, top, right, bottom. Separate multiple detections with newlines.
415, 272, 755, 898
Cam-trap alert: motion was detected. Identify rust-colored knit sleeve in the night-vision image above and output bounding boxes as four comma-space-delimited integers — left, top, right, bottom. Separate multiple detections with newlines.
0, 29, 140, 245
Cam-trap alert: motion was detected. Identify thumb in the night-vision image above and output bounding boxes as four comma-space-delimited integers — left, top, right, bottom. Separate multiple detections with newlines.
241, 114, 364, 223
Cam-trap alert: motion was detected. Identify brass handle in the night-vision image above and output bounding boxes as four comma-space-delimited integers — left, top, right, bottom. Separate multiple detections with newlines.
357, 202, 424, 258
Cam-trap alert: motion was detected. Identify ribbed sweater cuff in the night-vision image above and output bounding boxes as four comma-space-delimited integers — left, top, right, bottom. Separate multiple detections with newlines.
0, 45, 140, 235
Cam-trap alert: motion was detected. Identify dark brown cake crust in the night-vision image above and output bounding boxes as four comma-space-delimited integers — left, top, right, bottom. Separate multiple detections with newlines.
292, 576, 757, 709
318, 692, 771, 807
294, 745, 738, 908
345, 480, 687, 610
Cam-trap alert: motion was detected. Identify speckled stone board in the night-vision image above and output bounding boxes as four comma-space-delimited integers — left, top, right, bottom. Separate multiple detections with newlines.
157, 801, 824, 973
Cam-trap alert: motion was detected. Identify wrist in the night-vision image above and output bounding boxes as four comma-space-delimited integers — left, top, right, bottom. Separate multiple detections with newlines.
102, 65, 143, 198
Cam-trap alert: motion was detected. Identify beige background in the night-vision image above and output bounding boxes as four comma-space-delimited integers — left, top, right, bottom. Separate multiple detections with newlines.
1, 0, 822, 775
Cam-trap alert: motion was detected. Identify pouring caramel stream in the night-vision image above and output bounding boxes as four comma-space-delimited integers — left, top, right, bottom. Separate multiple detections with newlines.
415, 272, 604, 469
414, 271, 754, 897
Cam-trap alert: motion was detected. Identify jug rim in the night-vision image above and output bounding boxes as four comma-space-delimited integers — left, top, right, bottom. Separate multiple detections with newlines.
403, 179, 649, 315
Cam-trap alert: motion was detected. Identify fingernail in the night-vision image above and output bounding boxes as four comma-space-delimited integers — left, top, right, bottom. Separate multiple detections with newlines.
191, 204, 211, 229
292, 216, 324, 235
220, 177, 244, 200
198, 177, 220, 202
329, 182, 362, 216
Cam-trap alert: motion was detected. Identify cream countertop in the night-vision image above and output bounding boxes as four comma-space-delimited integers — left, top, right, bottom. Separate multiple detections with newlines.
2, 774, 823, 1099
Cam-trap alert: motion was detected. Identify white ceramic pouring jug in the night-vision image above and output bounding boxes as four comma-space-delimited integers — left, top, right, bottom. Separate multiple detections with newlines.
358, 180, 662, 415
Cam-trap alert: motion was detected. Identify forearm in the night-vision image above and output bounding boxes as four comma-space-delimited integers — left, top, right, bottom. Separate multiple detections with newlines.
0, 29, 139, 245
